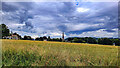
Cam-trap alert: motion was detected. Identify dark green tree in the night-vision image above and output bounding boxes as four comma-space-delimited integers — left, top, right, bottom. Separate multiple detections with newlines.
0, 24, 10, 38
98, 38, 113, 45
43, 36, 47, 40
35, 37, 40, 41
23, 35, 33, 40
72, 38, 79, 43
112, 39, 120, 46
72, 38, 85, 43
48, 36, 51, 41
87, 37, 97, 44
40, 37, 44, 41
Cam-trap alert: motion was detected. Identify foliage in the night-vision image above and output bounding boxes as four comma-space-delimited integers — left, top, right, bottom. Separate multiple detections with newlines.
87, 37, 97, 44
43, 36, 47, 40
72, 38, 85, 43
112, 39, 120, 46
66, 37, 120, 46
51, 38, 62, 42
48, 36, 51, 41
0, 24, 10, 37
23, 35, 33, 40
35, 36, 62, 42
98, 38, 113, 45
35, 37, 44, 41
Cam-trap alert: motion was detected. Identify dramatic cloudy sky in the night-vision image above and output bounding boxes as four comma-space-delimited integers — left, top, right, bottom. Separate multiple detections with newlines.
1, 2, 118, 38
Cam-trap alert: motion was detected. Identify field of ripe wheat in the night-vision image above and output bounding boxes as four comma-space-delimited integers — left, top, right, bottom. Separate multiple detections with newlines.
2, 39, 118, 66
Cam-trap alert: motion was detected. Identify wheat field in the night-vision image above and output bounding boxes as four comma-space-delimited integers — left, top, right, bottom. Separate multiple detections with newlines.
2, 39, 118, 66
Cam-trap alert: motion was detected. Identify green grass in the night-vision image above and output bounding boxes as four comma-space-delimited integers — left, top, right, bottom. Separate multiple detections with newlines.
2, 39, 118, 66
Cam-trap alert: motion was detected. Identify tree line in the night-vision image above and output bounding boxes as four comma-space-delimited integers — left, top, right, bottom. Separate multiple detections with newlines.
0, 24, 120, 46
66, 37, 120, 46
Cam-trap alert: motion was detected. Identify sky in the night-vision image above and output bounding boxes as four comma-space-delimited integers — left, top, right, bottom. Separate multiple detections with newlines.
1, 1, 119, 38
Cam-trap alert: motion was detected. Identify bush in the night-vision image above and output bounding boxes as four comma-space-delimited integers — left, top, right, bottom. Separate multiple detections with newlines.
98, 38, 113, 45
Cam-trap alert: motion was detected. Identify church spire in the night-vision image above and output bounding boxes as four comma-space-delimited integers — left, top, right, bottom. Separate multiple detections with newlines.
62, 32, 64, 42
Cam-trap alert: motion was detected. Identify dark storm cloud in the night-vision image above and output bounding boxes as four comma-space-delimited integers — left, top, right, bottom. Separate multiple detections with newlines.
57, 2, 75, 14
24, 21, 33, 29
2, 2, 19, 12
2, 2, 34, 32
104, 29, 116, 32
67, 26, 104, 34
57, 24, 68, 32
2, 2, 34, 12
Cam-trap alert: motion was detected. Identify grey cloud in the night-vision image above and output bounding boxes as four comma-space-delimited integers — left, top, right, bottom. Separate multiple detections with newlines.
1, 2, 118, 38
2, 2, 19, 12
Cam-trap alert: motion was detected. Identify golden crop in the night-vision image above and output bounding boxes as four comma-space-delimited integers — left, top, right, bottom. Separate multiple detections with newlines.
2, 39, 118, 66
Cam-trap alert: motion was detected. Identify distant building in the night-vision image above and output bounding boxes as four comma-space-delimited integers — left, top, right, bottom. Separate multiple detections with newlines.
3, 36, 12, 39
12, 35, 19, 40
3, 33, 21, 40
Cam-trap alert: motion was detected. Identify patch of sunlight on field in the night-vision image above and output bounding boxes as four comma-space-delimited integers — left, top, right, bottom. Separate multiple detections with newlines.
2, 39, 118, 66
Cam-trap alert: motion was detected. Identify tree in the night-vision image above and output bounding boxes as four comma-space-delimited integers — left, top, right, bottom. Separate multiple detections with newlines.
23, 35, 33, 40
98, 38, 113, 45
78, 39, 86, 43
72, 38, 86, 43
43, 36, 47, 40
50, 38, 62, 42
0, 24, 10, 38
35, 37, 40, 41
87, 37, 97, 44
48, 36, 51, 41
112, 39, 120, 46
59, 38, 62, 42
40, 37, 44, 41
72, 38, 79, 43
66, 37, 74, 42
